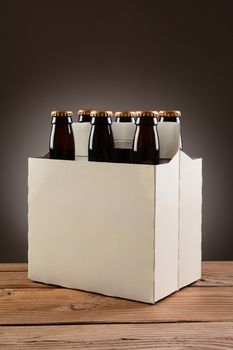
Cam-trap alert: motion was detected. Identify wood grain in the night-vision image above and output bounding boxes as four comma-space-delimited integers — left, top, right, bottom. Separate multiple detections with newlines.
0, 262, 232, 349
0, 286, 233, 325
195, 261, 233, 287
0, 271, 54, 289
0, 322, 233, 349
0, 262, 232, 289
0, 264, 27, 272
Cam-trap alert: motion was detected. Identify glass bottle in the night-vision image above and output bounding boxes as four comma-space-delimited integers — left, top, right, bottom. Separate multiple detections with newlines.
158, 110, 182, 150
114, 111, 135, 163
158, 110, 181, 123
132, 110, 159, 165
115, 111, 135, 123
77, 109, 92, 123
49, 110, 75, 160
88, 110, 114, 162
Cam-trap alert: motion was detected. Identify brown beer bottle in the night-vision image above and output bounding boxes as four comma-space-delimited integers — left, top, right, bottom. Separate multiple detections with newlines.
77, 109, 92, 123
158, 110, 181, 123
158, 110, 182, 150
49, 110, 75, 160
132, 111, 159, 165
114, 111, 135, 163
88, 110, 114, 162
115, 111, 135, 123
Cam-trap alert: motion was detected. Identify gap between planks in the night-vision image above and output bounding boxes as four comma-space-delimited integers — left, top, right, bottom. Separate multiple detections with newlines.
0, 319, 233, 327
0, 322, 233, 350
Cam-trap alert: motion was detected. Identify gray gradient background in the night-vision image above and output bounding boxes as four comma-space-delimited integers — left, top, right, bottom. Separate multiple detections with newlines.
0, 0, 233, 262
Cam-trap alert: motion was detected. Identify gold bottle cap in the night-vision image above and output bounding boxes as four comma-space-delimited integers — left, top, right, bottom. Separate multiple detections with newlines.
90, 110, 113, 117
136, 110, 158, 117
77, 109, 93, 116
115, 111, 136, 117
158, 110, 181, 117
51, 110, 73, 117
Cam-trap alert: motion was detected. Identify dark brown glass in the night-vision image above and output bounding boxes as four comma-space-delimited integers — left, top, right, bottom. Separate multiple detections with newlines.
78, 115, 92, 122
88, 116, 114, 162
115, 115, 134, 163
132, 117, 159, 165
49, 116, 75, 160
115, 148, 132, 163
116, 116, 135, 123
159, 116, 180, 122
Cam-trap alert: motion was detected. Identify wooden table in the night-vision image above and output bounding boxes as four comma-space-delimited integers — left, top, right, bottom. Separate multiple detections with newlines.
0, 262, 233, 349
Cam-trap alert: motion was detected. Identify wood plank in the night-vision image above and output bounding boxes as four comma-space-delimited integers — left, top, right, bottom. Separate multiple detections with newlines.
194, 261, 233, 287
0, 322, 233, 349
0, 264, 27, 272
0, 271, 54, 289
0, 286, 233, 325
0, 262, 232, 289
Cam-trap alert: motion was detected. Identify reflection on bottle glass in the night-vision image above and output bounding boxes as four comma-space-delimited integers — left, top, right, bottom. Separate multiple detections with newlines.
132, 111, 160, 165
88, 110, 114, 162
49, 110, 75, 160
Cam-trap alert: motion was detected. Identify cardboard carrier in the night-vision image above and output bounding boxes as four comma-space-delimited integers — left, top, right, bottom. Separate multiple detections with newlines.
28, 122, 202, 303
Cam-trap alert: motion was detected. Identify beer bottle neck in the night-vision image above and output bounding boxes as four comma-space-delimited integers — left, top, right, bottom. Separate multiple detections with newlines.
91, 117, 112, 125
116, 117, 135, 123
159, 116, 180, 123
78, 115, 92, 122
135, 117, 157, 125
51, 116, 73, 124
